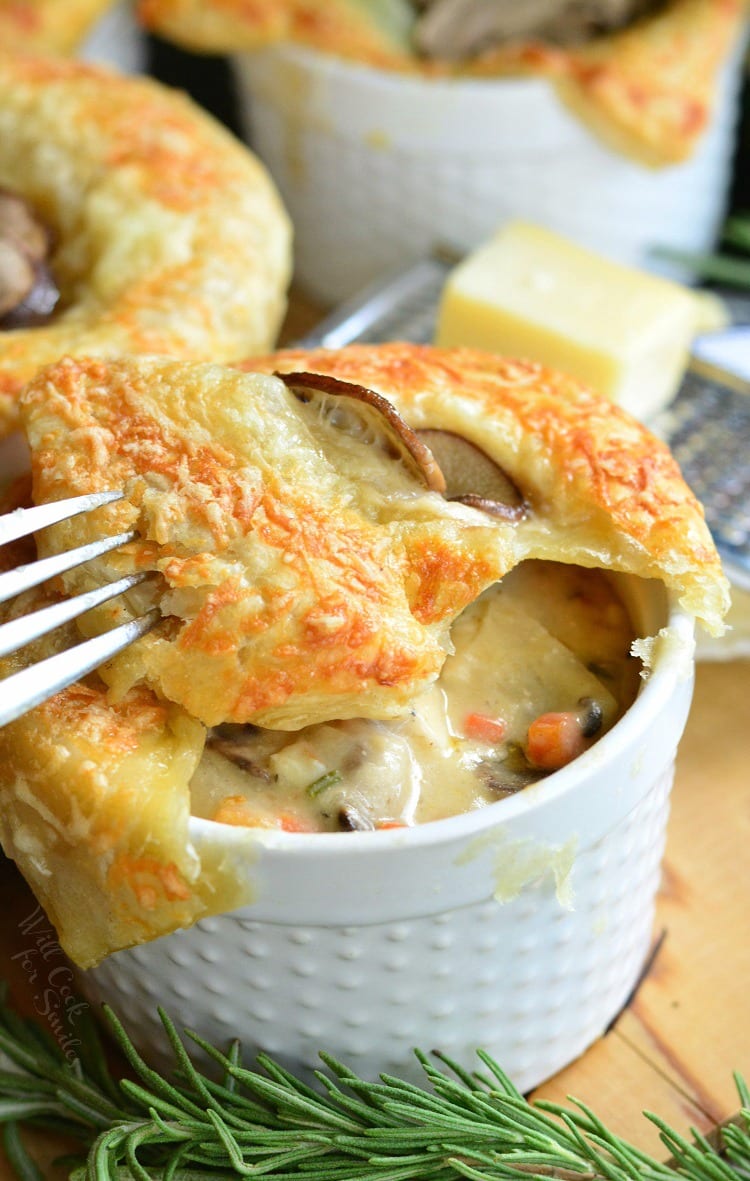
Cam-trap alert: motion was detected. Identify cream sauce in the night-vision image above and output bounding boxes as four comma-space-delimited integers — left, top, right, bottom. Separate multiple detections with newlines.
190, 560, 641, 832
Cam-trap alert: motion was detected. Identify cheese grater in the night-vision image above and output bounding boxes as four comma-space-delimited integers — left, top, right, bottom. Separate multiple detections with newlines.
298, 253, 750, 591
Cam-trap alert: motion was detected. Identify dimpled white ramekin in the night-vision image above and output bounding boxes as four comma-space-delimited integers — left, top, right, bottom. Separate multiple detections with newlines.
80, 577, 695, 1092
232, 40, 746, 305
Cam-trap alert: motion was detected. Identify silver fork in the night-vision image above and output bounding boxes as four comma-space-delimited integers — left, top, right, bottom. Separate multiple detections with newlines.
0, 491, 159, 727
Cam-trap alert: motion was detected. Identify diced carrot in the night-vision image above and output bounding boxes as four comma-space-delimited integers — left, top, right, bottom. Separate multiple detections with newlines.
212, 796, 271, 828
525, 711, 587, 771
377, 820, 407, 830
463, 711, 507, 744
278, 813, 315, 833
212, 798, 314, 833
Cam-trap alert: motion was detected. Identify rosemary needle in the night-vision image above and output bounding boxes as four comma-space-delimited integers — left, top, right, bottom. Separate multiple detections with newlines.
0, 982, 748, 1181
653, 210, 750, 291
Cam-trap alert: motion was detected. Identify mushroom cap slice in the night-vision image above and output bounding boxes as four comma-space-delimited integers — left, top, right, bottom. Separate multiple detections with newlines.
416, 428, 526, 521
0, 189, 51, 261
276, 371, 447, 493
0, 240, 35, 318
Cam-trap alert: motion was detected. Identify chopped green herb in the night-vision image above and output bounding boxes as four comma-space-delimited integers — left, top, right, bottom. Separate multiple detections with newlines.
306, 769, 343, 797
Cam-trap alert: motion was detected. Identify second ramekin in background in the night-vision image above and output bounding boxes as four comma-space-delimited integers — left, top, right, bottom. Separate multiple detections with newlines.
234, 39, 746, 305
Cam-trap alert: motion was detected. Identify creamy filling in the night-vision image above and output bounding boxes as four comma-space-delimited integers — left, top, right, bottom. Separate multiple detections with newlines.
410, 0, 663, 59
190, 560, 641, 832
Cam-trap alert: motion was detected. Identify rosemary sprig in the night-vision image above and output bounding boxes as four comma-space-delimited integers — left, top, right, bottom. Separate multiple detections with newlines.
0, 982, 748, 1181
654, 212, 750, 290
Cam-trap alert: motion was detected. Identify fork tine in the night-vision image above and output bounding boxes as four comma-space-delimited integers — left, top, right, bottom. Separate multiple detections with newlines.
0, 530, 138, 606
0, 491, 124, 547
0, 607, 160, 727
0, 572, 154, 659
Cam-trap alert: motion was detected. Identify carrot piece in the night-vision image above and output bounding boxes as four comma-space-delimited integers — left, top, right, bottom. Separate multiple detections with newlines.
525, 711, 587, 771
278, 813, 315, 833
212, 796, 270, 827
212, 797, 314, 832
377, 820, 407, 830
463, 712, 507, 744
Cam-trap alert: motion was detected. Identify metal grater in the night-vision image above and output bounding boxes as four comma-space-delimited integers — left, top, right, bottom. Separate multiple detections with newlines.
298, 253, 750, 591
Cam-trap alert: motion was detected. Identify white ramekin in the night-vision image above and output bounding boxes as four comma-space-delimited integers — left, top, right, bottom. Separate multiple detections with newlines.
79, 576, 695, 1093
233, 42, 746, 305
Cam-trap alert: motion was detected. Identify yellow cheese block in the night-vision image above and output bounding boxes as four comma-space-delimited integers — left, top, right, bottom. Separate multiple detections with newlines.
435, 221, 700, 421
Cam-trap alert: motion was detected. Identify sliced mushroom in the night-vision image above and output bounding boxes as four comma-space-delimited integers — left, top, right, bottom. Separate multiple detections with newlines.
0, 240, 35, 318
576, 696, 604, 738
275, 370, 446, 493
338, 805, 375, 832
0, 189, 51, 262
206, 726, 275, 782
0, 260, 60, 329
0, 189, 59, 329
413, 0, 659, 60
416, 429, 526, 521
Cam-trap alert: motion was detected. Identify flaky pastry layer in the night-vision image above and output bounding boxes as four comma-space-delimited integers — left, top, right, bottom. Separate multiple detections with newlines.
250, 344, 730, 636
20, 354, 509, 729
0, 50, 291, 437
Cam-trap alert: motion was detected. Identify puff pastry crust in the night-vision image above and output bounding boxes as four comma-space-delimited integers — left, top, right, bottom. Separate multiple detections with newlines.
20, 354, 508, 729
0, 503, 250, 968
248, 344, 730, 634
0, 343, 730, 966
138, 0, 747, 164
0, 51, 291, 437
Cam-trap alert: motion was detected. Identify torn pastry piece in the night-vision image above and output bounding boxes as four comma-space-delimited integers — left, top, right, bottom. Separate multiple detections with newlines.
0, 501, 243, 968
0, 189, 60, 330
247, 343, 731, 636
0, 50, 291, 437
137, 0, 748, 164
20, 354, 509, 729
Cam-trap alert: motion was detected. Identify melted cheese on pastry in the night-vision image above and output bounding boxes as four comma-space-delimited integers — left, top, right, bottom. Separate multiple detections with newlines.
0, 50, 291, 437
20, 355, 508, 729
138, 0, 748, 164
248, 344, 730, 635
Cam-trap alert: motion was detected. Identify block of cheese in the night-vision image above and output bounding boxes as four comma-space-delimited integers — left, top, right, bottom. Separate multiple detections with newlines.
435, 221, 701, 421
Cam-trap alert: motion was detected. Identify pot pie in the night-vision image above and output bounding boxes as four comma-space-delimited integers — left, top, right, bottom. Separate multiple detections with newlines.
0, 344, 730, 967
0, 50, 291, 438
137, 0, 748, 164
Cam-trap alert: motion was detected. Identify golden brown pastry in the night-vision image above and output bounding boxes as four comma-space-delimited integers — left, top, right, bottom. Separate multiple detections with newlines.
0, 50, 291, 437
0, 0, 115, 54
20, 353, 509, 729
250, 344, 730, 632
0, 343, 730, 967
137, 0, 747, 164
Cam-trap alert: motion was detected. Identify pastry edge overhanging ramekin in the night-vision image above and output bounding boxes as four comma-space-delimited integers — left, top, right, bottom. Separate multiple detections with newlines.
232, 38, 747, 305
78, 575, 695, 1094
